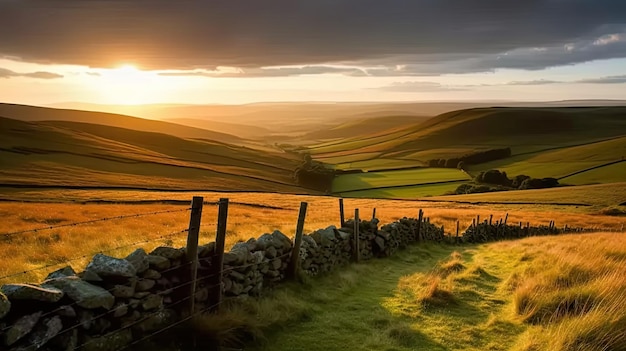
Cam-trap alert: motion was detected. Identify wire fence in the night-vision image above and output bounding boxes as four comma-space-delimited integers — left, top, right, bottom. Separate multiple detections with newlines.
1, 197, 622, 351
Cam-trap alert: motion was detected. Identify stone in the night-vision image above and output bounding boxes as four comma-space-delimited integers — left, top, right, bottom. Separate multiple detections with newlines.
141, 269, 161, 280
265, 246, 277, 259
127, 299, 141, 309
120, 311, 141, 328
125, 249, 149, 274
302, 235, 318, 249
198, 242, 216, 257
57, 305, 76, 318
81, 329, 133, 351
374, 236, 385, 251
112, 303, 128, 318
271, 230, 292, 250
229, 270, 245, 281
77, 309, 95, 330
48, 328, 77, 351
43, 276, 114, 310
270, 258, 282, 270
78, 269, 103, 282
255, 233, 275, 251
141, 294, 163, 311
111, 284, 135, 299
318, 226, 337, 247
147, 255, 171, 270
337, 230, 351, 241
45, 266, 76, 280
136, 279, 156, 292
194, 287, 209, 302
223, 243, 249, 266
134, 309, 175, 333
0, 292, 10, 319
28, 315, 63, 350
4, 311, 42, 346
150, 247, 184, 260
1, 284, 64, 303
86, 253, 137, 278
134, 292, 150, 299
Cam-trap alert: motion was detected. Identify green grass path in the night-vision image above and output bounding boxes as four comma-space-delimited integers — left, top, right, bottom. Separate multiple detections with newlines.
249, 244, 527, 351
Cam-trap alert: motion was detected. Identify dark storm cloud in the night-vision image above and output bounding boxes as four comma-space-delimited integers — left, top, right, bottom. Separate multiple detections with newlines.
1, 1, 625, 72
0, 68, 63, 79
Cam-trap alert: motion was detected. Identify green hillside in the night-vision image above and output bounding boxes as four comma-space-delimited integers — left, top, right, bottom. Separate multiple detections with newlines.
310, 107, 626, 161
0, 116, 305, 192
0, 103, 244, 144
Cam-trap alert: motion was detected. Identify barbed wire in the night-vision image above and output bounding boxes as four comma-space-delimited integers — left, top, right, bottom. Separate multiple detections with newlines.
0, 228, 189, 281
0, 208, 191, 238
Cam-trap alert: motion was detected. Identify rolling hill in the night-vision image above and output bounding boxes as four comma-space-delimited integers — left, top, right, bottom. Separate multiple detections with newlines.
0, 103, 245, 144
310, 107, 626, 169
0, 116, 306, 193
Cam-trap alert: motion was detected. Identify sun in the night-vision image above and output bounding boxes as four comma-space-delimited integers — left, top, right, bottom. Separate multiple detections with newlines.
97, 64, 159, 105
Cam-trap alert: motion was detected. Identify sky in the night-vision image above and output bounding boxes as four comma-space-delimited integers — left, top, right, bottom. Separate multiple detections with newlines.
1, 1, 625, 105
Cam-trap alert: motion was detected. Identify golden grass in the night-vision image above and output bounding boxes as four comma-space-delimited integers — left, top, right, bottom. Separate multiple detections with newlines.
489, 234, 626, 351
0, 191, 623, 286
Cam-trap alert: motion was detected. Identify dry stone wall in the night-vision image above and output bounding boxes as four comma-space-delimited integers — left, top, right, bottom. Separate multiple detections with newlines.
0, 214, 600, 351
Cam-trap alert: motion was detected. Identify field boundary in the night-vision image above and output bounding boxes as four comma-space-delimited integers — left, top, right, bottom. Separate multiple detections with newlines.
0, 197, 620, 351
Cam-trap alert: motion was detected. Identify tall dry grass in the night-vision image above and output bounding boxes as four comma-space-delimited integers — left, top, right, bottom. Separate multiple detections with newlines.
0, 193, 623, 285
493, 234, 626, 351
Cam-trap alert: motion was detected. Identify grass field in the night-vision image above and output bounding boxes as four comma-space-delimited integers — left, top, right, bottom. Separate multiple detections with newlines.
192, 232, 626, 351
332, 168, 469, 193
1, 188, 624, 285
0, 116, 305, 193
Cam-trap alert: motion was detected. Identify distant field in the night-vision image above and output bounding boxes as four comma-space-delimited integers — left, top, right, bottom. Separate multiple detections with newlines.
334, 182, 465, 199
560, 161, 626, 184
332, 168, 469, 193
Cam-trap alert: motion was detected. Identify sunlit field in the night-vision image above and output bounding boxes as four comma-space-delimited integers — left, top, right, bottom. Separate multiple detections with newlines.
1, 190, 624, 285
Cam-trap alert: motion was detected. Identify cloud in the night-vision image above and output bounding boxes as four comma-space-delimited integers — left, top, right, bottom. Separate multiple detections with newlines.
0, 67, 63, 79
577, 74, 626, 83
372, 81, 467, 92
158, 65, 368, 78
506, 80, 562, 85
0, 0, 625, 73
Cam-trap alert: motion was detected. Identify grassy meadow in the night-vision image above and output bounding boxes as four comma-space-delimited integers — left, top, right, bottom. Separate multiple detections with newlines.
1, 187, 624, 285
189, 232, 626, 351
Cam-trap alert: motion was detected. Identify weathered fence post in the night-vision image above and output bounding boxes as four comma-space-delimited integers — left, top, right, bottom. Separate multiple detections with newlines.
353, 209, 360, 262
288, 202, 308, 280
186, 196, 204, 315
208, 198, 229, 313
372, 208, 377, 221
489, 214, 493, 226
416, 209, 424, 241
339, 198, 345, 228
504, 213, 509, 225
456, 221, 460, 244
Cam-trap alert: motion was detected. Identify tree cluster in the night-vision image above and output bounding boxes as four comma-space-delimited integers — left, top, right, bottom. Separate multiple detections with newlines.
294, 153, 336, 192
428, 147, 512, 169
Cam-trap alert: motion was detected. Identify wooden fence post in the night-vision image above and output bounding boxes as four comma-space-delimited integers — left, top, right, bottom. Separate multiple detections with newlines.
489, 214, 493, 226
288, 202, 308, 280
372, 208, 377, 221
416, 209, 423, 241
185, 196, 204, 316
353, 209, 360, 262
456, 220, 460, 244
504, 213, 509, 225
339, 198, 345, 228
208, 198, 229, 313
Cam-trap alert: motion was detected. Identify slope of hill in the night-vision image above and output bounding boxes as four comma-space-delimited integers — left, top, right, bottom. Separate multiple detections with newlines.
164, 118, 271, 139
0, 103, 244, 144
309, 107, 626, 167
301, 115, 430, 141
0, 117, 306, 193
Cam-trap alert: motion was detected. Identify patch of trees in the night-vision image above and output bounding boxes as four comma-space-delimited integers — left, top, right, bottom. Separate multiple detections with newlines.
450, 169, 560, 195
294, 153, 336, 192
428, 147, 512, 169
